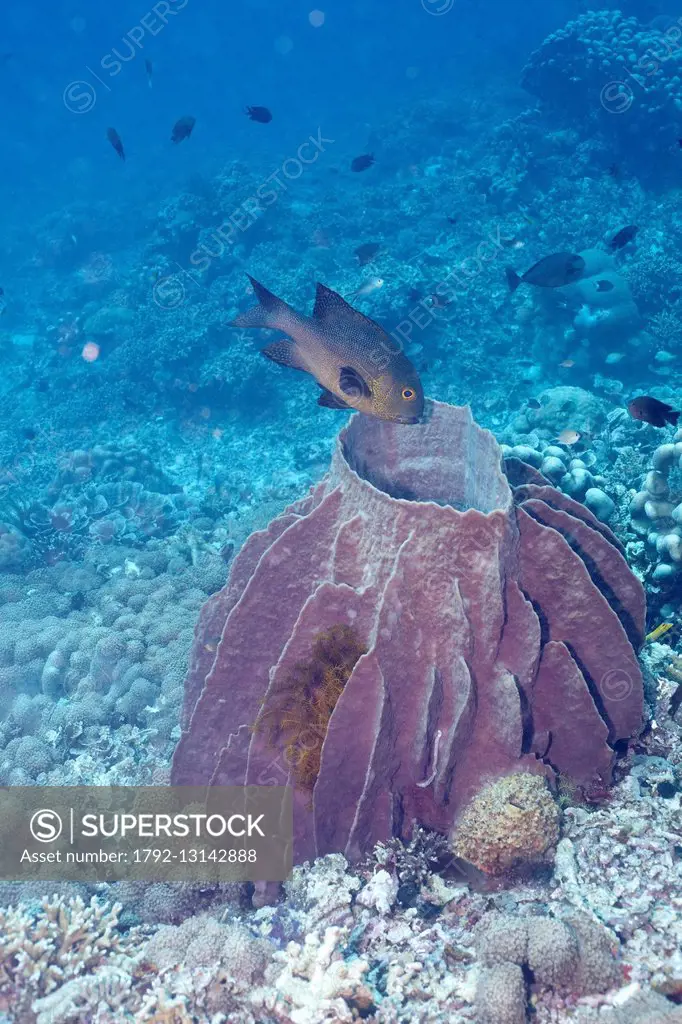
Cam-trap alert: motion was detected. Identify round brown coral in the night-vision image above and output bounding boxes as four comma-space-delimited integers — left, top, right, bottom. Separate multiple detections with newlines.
450, 772, 560, 876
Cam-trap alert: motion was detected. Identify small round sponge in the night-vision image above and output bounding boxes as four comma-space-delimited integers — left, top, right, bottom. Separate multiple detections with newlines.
450, 772, 560, 875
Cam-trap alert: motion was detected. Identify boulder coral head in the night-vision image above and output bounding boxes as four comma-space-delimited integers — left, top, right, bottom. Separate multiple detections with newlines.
172, 401, 645, 866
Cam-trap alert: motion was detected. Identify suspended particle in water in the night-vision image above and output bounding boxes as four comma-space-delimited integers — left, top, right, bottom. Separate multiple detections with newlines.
309, 10, 325, 27
81, 342, 99, 362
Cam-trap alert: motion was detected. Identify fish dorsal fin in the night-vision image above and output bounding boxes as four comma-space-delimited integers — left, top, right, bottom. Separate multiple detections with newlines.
317, 388, 349, 409
261, 339, 307, 371
312, 283, 386, 341
313, 283, 354, 320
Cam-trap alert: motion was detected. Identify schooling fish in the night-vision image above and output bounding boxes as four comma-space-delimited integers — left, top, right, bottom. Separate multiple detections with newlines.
171, 116, 195, 143
246, 105, 272, 123
628, 395, 680, 427
351, 153, 375, 172
506, 252, 585, 293
106, 127, 125, 161
609, 225, 638, 251
231, 276, 424, 424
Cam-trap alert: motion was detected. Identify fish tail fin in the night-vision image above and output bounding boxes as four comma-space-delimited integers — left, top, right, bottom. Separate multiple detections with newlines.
667, 408, 681, 426
505, 267, 522, 293
230, 276, 292, 330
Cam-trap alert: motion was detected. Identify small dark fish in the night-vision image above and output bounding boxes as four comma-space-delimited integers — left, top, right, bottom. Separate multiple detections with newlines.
527, 398, 541, 409
506, 252, 585, 293
678, 139, 682, 149
607, 163, 620, 179
246, 105, 272, 123
351, 153, 375, 172
22, 427, 36, 440
106, 127, 125, 161
609, 225, 638, 251
407, 287, 421, 301
231, 276, 424, 423
171, 116, 195, 143
446, 216, 458, 225
145, 58, 153, 87
354, 242, 381, 266
595, 279, 615, 292
628, 396, 680, 428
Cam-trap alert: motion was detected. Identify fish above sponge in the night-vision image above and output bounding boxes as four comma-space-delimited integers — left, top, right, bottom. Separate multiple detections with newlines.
230, 276, 424, 424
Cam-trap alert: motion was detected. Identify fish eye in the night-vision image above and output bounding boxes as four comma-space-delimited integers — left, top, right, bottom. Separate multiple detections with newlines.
401, 387, 416, 401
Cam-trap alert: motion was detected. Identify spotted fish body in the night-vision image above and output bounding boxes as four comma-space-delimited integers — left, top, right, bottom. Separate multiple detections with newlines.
231, 276, 424, 424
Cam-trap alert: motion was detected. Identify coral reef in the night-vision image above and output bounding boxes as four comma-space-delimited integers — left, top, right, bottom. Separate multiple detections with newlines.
0, 896, 140, 1019
509, 385, 608, 440
522, 11, 682, 165
3, 40, 682, 1024
0, 543, 222, 786
0, 443, 188, 568
174, 402, 644, 865
629, 428, 682, 581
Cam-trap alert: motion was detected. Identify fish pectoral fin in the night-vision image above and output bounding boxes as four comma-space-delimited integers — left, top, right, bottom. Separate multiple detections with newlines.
317, 388, 350, 409
339, 366, 371, 399
261, 340, 307, 371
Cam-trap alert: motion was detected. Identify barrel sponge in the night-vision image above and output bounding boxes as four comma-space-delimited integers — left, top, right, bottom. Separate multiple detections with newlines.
475, 964, 527, 1024
450, 773, 560, 876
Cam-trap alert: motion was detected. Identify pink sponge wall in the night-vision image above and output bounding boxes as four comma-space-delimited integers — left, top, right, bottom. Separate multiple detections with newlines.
172, 401, 645, 864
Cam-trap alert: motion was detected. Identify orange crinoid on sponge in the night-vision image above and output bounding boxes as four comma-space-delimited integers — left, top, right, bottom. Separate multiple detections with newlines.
255, 624, 367, 793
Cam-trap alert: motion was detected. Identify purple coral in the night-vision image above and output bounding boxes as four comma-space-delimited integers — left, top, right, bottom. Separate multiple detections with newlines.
173, 401, 644, 865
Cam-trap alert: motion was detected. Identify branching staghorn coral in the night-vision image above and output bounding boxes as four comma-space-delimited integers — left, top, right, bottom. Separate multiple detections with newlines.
0, 895, 141, 1018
